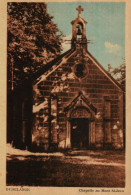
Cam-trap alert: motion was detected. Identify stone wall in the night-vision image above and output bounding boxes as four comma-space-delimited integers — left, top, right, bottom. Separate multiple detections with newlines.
32, 50, 124, 150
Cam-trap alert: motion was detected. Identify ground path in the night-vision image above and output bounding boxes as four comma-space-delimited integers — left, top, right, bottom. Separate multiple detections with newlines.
6, 144, 125, 187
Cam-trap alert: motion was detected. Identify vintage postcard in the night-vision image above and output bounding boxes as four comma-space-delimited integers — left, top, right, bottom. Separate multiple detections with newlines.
0, 0, 131, 194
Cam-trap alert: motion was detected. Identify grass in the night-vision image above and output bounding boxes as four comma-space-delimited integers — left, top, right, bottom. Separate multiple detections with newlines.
6, 150, 125, 187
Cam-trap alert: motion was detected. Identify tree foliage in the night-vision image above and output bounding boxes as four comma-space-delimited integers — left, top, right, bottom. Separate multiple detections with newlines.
107, 59, 125, 90
7, 2, 63, 90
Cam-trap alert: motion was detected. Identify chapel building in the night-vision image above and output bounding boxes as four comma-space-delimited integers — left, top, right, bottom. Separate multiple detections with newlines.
30, 6, 124, 151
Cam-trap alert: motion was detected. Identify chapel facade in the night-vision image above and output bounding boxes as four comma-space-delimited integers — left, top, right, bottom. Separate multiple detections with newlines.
31, 6, 124, 151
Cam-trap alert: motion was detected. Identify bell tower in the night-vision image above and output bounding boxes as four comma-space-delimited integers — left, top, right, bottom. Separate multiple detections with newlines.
71, 6, 87, 51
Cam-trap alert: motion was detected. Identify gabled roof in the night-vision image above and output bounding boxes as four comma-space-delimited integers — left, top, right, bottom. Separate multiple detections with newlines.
33, 48, 75, 84
32, 46, 123, 92
71, 16, 87, 25
86, 50, 123, 91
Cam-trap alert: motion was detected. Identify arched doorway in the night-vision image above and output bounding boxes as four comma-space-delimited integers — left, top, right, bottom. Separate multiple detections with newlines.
64, 91, 97, 149
70, 106, 91, 149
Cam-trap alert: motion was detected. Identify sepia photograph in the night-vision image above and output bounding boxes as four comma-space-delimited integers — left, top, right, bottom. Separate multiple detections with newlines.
6, 2, 125, 188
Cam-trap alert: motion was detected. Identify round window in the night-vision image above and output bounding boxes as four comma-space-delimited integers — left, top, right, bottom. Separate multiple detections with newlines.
74, 63, 87, 79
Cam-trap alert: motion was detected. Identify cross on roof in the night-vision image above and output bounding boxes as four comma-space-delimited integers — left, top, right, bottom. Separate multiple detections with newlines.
76, 5, 83, 17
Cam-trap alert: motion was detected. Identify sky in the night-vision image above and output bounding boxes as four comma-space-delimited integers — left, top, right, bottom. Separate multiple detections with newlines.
47, 2, 125, 70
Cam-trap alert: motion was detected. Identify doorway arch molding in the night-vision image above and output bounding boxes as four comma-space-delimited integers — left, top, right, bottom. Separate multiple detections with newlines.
64, 92, 96, 148
70, 106, 92, 119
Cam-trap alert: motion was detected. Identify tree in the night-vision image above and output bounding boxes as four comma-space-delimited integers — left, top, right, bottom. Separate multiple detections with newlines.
107, 60, 126, 149
107, 59, 125, 90
7, 2, 63, 90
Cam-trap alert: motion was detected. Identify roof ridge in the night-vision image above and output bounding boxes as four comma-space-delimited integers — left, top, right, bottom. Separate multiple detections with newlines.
86, 50, 123, 91
32, 49, 74, 83
33, 49, 76, 85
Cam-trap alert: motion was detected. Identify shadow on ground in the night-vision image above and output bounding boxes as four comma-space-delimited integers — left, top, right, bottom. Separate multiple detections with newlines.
6, 150, 125, 187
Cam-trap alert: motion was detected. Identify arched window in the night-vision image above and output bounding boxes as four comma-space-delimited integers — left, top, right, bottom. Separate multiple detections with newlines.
76, 22, 83, 40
